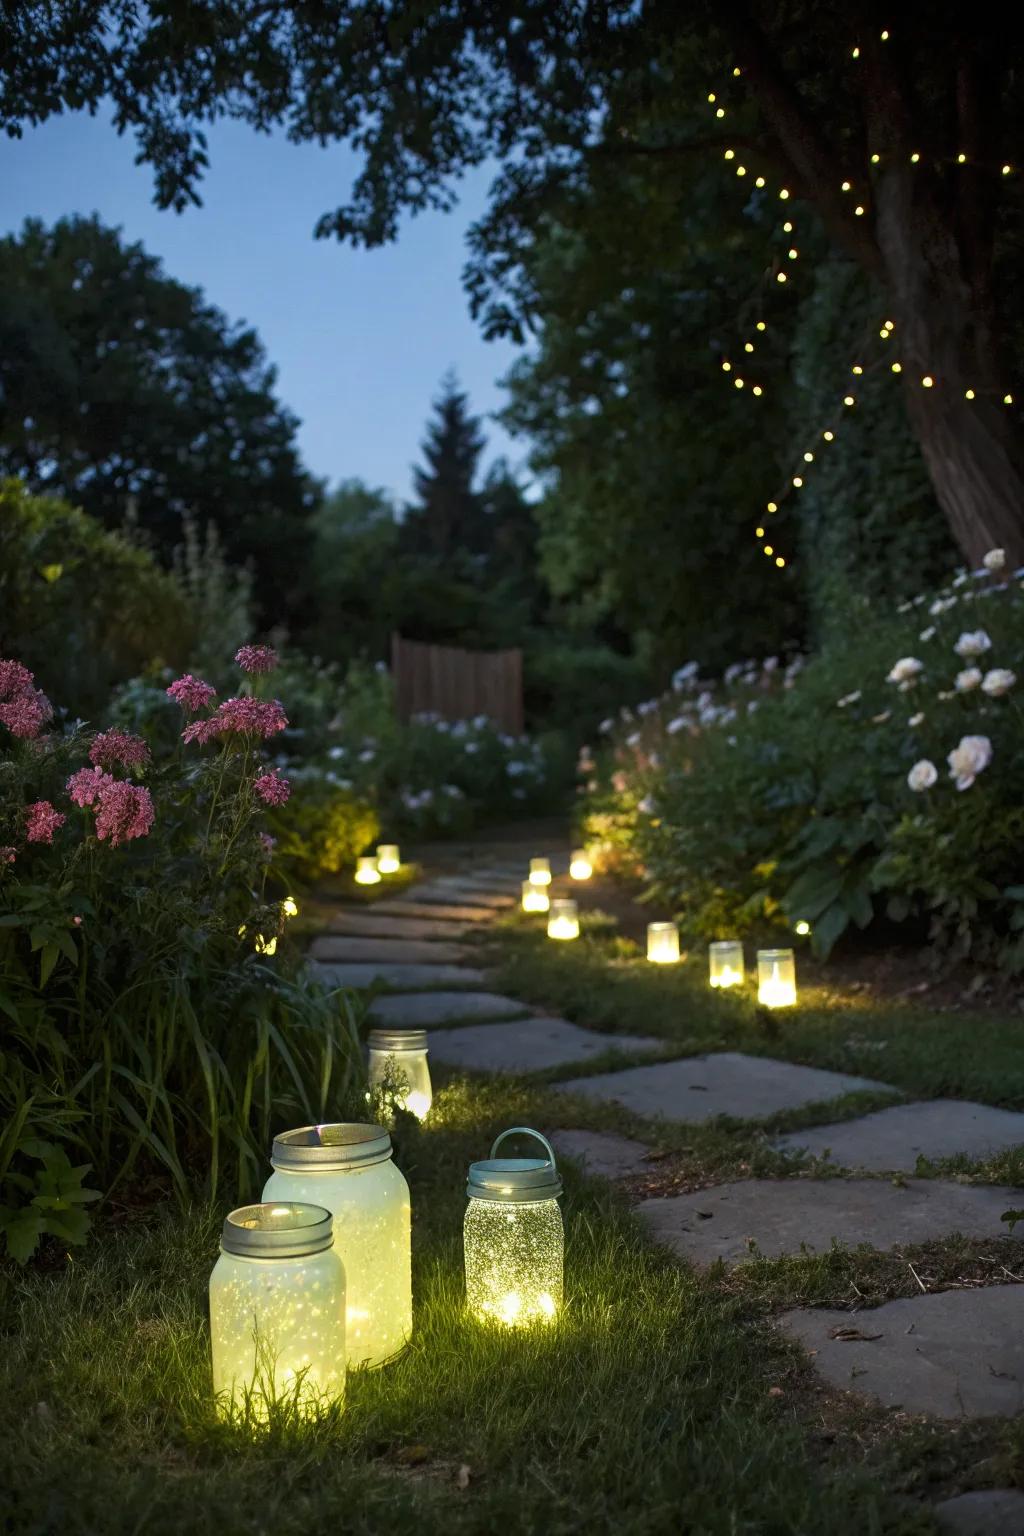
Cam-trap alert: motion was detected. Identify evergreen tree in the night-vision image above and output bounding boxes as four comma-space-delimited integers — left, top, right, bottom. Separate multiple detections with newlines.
404, 374, 487, 561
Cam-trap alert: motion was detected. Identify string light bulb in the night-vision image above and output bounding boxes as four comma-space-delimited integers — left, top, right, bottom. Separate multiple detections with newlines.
715, 107, 725, 118
851, 46, 860, 58
891, 362, 902, 372
752, 384, 763, 396
779, 188, 790, 199
744, 341, 755, 352
764, 545, 774, 555
767, 501, 778, 512
734, 377, 745, 388
870, 153, 880, 164
724, 149, 735, 160
965, 388, 975, 399
922, 375, 934, 388
756, 526, 765, 537
792, 475, 803, 487
755, 175, 765, 187
854, 205, 866, 216
783, 221, 793, 232
803, 451, 814, 462
777, 272, 787, 282
841, 180, 852, 191
911, 152, 920, 163
707, 92, 716, 103
957, 153, 967, 164
852, 364, 863, 375
756, 321, 766, 331
1005, 393, 1014, 405
880, 28, 889, 40
776, 556, 785, 567
736, 165, 747, 176
823, 430, 834, 441
844, 395, 856, 406
1003, 165, 1012, 176
788, 247, 799, 259
722, 360, 732, 371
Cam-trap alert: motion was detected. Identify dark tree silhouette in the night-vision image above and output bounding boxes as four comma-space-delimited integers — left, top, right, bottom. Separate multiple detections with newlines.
404, 373, 487, 560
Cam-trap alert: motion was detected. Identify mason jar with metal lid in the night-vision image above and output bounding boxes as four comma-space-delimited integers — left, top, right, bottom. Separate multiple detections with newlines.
367, 1026, 432, 1120
464, 1127, 564, 1327
262, 1123, 411, 1368
209, 1202, 345, 1421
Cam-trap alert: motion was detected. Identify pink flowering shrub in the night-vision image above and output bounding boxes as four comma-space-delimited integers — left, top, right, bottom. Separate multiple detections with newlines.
254, 768, 291, 806
235, 643, 279, 675
24, 801, 65, 845
0, 659, 53, 741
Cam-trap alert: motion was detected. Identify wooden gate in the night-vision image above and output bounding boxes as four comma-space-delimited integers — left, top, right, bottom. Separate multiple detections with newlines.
391, 634, 524, 734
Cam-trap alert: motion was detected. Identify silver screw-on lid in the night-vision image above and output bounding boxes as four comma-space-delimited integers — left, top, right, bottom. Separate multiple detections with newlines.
271, 1122, 392, 1173
467, 1126, 562, 1203
221, 1202, 333, 1259
367, 1027, 428, 1053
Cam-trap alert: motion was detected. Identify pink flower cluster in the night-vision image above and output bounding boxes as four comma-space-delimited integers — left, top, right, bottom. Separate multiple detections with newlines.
182, 695, 288, 745
0, 658, 53, 740
235, 644, 279, 675
253, 768, 291, 806
25, 800, 66, 844
167, 674, 218, 713
0, 846, 16, 867
89, 729, 151, 772
66, 767, 154, 846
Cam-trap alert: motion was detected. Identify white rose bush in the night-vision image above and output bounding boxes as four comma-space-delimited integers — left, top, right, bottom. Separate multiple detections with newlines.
580, 551, 1024, 969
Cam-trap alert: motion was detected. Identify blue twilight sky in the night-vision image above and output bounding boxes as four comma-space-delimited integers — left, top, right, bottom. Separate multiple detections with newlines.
0, 111, 525, 504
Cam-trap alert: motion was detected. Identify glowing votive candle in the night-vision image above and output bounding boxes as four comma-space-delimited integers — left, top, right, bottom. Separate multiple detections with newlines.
281, 895, 299, 919
377, 844, 401, 875
367, 1027, 432, 1120
521, 879, 550, 913
354, 855, 381, 885
529, 857, 552, 886
757, 948, 797, 1007
569, 848, 593, 880
647, 921, 680, 964
464, 1128, 563, 1327
709, 940, 744, 988
547, 899, 579, 941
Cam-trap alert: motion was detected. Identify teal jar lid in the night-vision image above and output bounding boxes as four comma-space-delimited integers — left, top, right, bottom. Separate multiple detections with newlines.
467, 1127, 562, 1203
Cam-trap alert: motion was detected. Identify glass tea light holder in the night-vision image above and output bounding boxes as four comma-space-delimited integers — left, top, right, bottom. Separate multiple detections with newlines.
521, 878, 550, 913
529, 856, 552, 886
367, 1027, 432, 1121
708, 939, 745, 989
263, 1124, 411, 1368
647, 921, 680, 964
569, 847, 593, 880
464, 1127, 563, 1327
354, 855, 381, 886
376, 844, 401, 875
209, 1202, 345, 1422
757, 948, 797, 1007
547, 898, 579, 941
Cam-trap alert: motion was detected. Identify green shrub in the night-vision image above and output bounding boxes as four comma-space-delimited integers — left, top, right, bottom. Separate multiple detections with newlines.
268, 770, 379, 883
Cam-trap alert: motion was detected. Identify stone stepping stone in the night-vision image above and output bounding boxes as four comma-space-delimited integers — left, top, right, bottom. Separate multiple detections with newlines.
313, 962, 486, 990
368, 991, 528, 1027
637, 1179, 1020, 1268
363, 899, 495, 923
548, 1129, 654, 1179
776, 1099, 1024, 1173
555, 1052, 892, 1125
406, 885, 513, 909
310, 935, 470, 964
326, 911, 479, 942
780, 1285, 1024, 1419
429, 1016, 661, 1074
935, 1490, 1024, 1534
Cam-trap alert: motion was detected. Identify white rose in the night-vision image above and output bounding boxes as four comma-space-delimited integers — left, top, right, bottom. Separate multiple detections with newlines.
887, 657, 924, 685
982, 668, 1016, 697
947, 734, 993, 791
907, 760, 938, 792
955, 668, 982, 692
983, 548, 1006, 572
954, 629, 992, 658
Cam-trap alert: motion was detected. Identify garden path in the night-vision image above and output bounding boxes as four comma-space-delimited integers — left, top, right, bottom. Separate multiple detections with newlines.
310, 845, 1024, 1513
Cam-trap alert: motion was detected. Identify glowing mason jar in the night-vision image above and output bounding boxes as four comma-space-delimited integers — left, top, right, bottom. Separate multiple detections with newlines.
209, 1202, 345, 1421
569, 848, 593, 880
521, 878, 550, 913
263, 1124, 411, 1368
547, 899, 579, 941
757, 948, 797, 1007
709, 939, 745, 988
529, 857, 552, 886
647, 921, 680, 964
377, 844, 401, 875
367, 1027, 432, 1120
354, 855, 381, 885
464, 1127, 563, 1327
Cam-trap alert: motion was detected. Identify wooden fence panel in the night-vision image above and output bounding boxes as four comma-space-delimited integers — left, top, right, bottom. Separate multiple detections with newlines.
391, 634, 523, 734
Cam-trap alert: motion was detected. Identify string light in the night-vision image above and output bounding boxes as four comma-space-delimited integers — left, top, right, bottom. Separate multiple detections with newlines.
911, 152, 920, 163
870, 153, 880, 164
777, 272, 787, 282
851, 46, 860, 58
779, 188, 790, 199
957, 153, 967, 164
755, 175, 766, 187
756, 526, 765, 537
776, 556, 785, 567
734, 377, 745, 388
854, 205, 866, 216
756, 321, 766, 331
803, 451, 814, 462
1005, 393, 1014, 405
736, 165, 747, 176
880, 28, 890, 40
744, 341, 755, 352
1003, 165, 1013, 176
766, 502, 777, 512
922, 375, 934, 388
891, 362, 902, 372
722, 360, 731, 371
844, 395, 856, 406
764, 545, 774, 555
724, 149, 735, 160
783, 221, 793, 232
965, 388, 975, 399
841, 180, 852, 191
823, 430, 834, 441
788, 247, 799, 259
792, 475, 803, 487
752, 384, 763, 396
851, 364, 863, 375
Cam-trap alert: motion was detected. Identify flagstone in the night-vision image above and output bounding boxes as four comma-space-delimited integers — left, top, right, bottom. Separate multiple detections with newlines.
313, 962, 486, 990
368, 991, 529, 1026
555, 1052, 893, 1124
780, 1286, 1024, 1419
365, 899, 495, 923
406, 884, 513, 908
310, 935, 470, 964
429, 1016, 661, 1074
326, 911, 482, 942
548, 1129, 655, 1179
775, 1099, 1024, 1172
935, 1490, 1024, 1535
637, 1178, 1020, 1267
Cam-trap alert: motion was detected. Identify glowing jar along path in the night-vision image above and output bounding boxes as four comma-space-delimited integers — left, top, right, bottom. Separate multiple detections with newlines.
209, 1202, 345, 1421
647, 921, 680, 964
367, 1026, 432, 1120
376, 844, 401, 875
569, 848, 593, 880
547, 899, 579, 941
464, 1127, 563, 1327
529, 857, 552, 886
262, 1124, 411, 1368
521, 878, 550, 913
709, 940, 745, 989
757, 948, 797, 1007
354, 855, 381, 886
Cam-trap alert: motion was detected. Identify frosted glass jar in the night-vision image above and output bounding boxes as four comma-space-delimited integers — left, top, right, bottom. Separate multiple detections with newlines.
521, 879, 550, 913
367, 1027, 432, 1120
547, 898, 579, 941
209, 1202, 345, 1421
709, 939, 744, 988
647, 921, 680, 964
529, 857, 552, 886
263, 1124, 411, 1368
569, 848, 593, 880
757, 948, 797, 1007
464, 1127, 563, 1328
376, 844, 401, 874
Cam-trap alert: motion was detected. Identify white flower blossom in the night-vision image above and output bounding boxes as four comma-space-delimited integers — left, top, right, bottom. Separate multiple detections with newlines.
982, 668, 1016, 697
955, 667, 982, 692
983, 548, 1006, 572
947, 734, 993, 791
930, 596, 958, 616
638, 795, 655, 815
907, 760, 938, 792
667, 716, 688, 734
954, 629, 992, 658
599, 718, 613, 734
887, 657, 924, 685
837, 690, 861, 708
626, 731, 641, 747
919, 626, 936, 642
872, 711, 892, 724
953, 572, 969, 588
937, 689, 956, 701
908, 712, 925, 727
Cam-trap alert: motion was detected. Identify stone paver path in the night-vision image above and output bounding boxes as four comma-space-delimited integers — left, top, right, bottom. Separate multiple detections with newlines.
363, 899, 495, 923
430, 1017, 660, 1074
327, 911, 483, 942
314, 962, 486, 990
555, 1052, 892, 1124
548, 1129, 655, 1179
935, 1490, 1024, 1535
310, 935, 470, 964
637, 1179, 1020, 1267
780, 1286, 1024, 1418
368, 990, 528, 1026
405, 885, 514, 908
776, 1099, 1024, 1172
